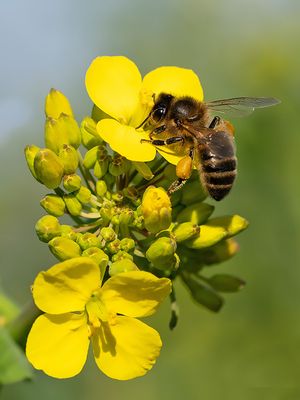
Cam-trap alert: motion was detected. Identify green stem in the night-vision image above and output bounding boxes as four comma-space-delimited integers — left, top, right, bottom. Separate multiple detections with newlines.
77, 150, 96, 192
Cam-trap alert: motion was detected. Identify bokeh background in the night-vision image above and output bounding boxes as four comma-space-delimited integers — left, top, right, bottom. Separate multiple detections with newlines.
1, 0, 300, 398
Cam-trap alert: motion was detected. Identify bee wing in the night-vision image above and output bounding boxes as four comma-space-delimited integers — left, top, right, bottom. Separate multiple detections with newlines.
206, 97, 280, 118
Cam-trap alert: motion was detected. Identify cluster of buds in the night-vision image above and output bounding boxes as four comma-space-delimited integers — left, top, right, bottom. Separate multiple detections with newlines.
25, 89, 248, 328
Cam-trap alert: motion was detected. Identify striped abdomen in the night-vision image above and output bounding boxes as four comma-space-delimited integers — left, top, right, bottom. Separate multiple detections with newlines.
199, 131, 237, 201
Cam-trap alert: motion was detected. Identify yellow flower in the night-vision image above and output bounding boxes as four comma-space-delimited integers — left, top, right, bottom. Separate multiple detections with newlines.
26, 257, 171, 380
85, 56, 203, 163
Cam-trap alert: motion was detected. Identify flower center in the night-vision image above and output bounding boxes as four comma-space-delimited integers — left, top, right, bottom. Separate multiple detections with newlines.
85, 292, 116, 331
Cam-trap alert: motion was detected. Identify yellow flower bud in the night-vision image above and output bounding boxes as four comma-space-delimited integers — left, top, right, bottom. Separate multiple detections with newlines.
146, 237, 177, 270
24, 144, 40, 179
77, 233, 101, 250
34, 149, 64, 189
58, 145, 79, 174
172, 222, 200, 242
200, 238, 239, 265
45, 114, 81, 154
109, 259, 139, 276
76, 186, 91, 204
40, 194, 66, 217
48, 237, 81, 261
185, 224, 227, 249
176, 202, 214, 225
207, 215, 249, 238
100, 227, 116, 242
45, 88, 73, 119
63, 174, 82, 192
141, 186, 172, 234
96, 180, 107, 197
81, 116, 103, 149
94, 157, 109, 179
60, 225, 77, 241
64, 194, 82, 216
35, 215, 61, 243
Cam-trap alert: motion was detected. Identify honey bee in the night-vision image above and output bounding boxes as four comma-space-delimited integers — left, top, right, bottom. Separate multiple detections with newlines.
140, 94, 280, 201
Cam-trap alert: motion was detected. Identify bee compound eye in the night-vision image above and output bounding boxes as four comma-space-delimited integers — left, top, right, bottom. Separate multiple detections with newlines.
152, 107, 166, 122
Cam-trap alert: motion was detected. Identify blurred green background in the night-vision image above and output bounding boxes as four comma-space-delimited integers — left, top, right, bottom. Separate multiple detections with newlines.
1, 0, 300, 398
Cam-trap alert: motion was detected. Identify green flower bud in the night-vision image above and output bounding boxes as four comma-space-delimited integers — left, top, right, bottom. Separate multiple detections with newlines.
132, 162, 154, 180
58, 145, 79, 174
185, 224, 227, 249
177, 202, 214, 225
100, 206, 113, 225
207, 215, 249, 238
173, 222, 200, 242
45, 114, 81, 154
83, 146, 99, 169
94, 157, 109, 179
119, 238, 135, 252
35, 215, 61, 243
76, 186, 91, 204
119, 209, 134, 237
199, 239, 239, 265
100, 227, 116, 242
109, 155, 130, 177
141, 186, 172, 234
40, 194, 66, 217
181, 272, 223, 312
181, 180, 207, 205
77, 233, 101, 250
109, 259, 139, 276
82, 247, 108, 278
45, 88, 73, 119
34, 149, 64, 189
207, 274, 245, 293
60, 225, 77, 241
63, 174, 82, 192
24, 144, 40, 179
112, 192, 123, 203
48, 237, 81, 261
64, 194, 82, 216
96, 180, 107, 197
81, 116, 103, 149
146, 237, 177, 270
106, 239, 121, 254
111, 251, 133, 262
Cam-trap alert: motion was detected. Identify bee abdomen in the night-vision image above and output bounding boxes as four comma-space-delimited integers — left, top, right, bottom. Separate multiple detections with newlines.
201, 157, 237, 201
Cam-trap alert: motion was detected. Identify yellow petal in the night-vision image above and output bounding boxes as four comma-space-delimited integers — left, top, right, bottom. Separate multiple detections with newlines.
85, 56, 142, 123
97, 119, 156, 162
26, 313, 89, 379
141, 66, 203, 101
32, 257, 101, 314
92, 316, 162, 380
100, 271, 171, 317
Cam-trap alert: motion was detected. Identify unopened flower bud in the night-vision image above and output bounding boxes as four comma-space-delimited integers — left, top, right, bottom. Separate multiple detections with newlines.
76, 186, 91, 204
60, 225, 77, 241
100, 207, 113, 225
173, 222, 200, 242
24, 144, 40, 179
100, 227, 116, 242
106, 239, 120, 254
132, 162, 154, 180
181, 272, 223, 312
34, 149, 64, 189
58, 145, 79, 174
111, 251, 133, 262
35, 215, 61, 243
207, 215, 249, 238
82, 247, 108, 278
208, 274, 245, 293
185, 224, 227, 249
40, 194, 66, 217
200, 238, 239, 265
119, 238, 135, 252
81, 116, 103, 149
177, 202, 214, 225
63, 174, 82, 192
64, 194, 82, 216
146, 237, 177, 270
109, 155, 130, 177
83, 146, 99, 169
45, 114, 80, 154
109, 259, 139, 276
141, 186, 172, 234
45, 88, 73, 119
94, 156, 109, 179
96, 180, 107, 197
77, 233, 101, 250
48, 237, 81, 261
181, 180, 207, 205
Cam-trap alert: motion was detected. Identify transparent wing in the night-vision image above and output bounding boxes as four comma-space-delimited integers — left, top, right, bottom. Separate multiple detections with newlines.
206, 97, 280, 118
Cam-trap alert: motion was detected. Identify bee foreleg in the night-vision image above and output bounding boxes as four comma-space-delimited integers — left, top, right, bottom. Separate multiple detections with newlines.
141, 136, 184, 146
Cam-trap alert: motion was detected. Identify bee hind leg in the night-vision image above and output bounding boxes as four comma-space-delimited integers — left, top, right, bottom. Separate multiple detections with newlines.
167, 178, 187, 195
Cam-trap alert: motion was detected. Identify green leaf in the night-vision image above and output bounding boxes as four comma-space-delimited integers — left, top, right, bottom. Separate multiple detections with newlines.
208, 274, 246, 292
0, 327, 32, 384
0, 291, 20, 323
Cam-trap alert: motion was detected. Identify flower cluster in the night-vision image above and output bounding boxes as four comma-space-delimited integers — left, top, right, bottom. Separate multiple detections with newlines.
24, 56, 248, 380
